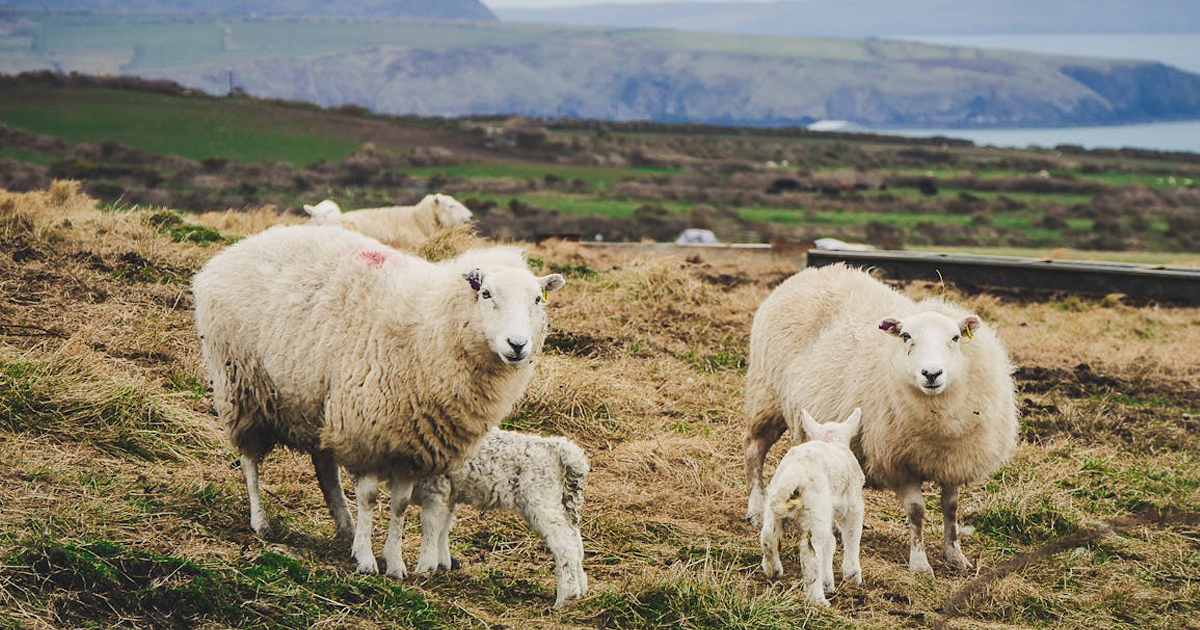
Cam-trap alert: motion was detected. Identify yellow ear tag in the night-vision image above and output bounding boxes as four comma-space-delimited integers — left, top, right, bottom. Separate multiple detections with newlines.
541, 289, 548, 304
965, 326, 973, 340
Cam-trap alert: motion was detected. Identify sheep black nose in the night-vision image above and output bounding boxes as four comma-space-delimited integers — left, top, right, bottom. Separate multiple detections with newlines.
921, 368, 943, 383
507, 337, 528, 354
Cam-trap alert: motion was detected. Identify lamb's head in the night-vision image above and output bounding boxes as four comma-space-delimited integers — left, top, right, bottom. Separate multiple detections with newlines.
464, 266, 566, 365
428, 194, 474, 228
798, 408, 861, 446
879, 311, 981, 396
302, 199, 342, 225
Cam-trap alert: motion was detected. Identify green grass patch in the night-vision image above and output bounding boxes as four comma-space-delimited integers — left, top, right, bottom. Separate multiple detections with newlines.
0, 145, 57, 165
972, 495, 1078, 550
146, 209, 226, 244
408, 161, 681, 187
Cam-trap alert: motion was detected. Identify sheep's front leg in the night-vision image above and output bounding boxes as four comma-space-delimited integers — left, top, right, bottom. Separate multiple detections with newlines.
940, 484, 973, 570
240, 455, 271, 537
311, 450, 354, 540
527, 510, 588, 608
351, 474, 380, 574
382, 473, 414, 579
896, 482, 933, 575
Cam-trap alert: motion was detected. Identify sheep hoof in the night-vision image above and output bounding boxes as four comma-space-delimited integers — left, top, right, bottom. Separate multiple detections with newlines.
944, 553, 974, 571
355, 558, 379, 574
842, 571, 862, 586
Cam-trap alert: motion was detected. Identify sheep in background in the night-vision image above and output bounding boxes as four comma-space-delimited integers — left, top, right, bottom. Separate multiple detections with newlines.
412, 428, 589, 609
760, 408, 865, 607
302, 193, 473, 250
744, 263, 1017, 574
191, 224, 565, 577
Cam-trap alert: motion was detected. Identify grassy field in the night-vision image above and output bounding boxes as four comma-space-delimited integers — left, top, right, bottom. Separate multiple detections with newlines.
1, 182, 1198, 629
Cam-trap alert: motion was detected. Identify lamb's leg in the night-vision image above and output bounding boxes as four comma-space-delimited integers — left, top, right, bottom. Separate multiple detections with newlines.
527, 509, 588, 608
381, 473, 414, 579
415, 494, 453, 574
759, 511, 784, 579
743, 417, 786, 526
940, 484, 973, 570
896, 482, 933, 575
811, 524, 837, 594
240, 455, 271, 537
839, 500, 864, 586
351, 474, 380, 574
799, 531, 829, 606
311, 450, 353, 540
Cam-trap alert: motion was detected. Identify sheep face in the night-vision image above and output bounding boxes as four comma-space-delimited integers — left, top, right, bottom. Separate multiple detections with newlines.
879, 312, 980, 396
431, 194, 473, 228
465, 267, 566, 365
302, 199, 342, 224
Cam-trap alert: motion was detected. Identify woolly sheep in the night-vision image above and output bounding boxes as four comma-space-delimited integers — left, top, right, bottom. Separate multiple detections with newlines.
302, 193, 473, 250
744, 263, 1017, 574
412, 428, 589, 609
191, 224, 565, 577
760, 408, 865, 606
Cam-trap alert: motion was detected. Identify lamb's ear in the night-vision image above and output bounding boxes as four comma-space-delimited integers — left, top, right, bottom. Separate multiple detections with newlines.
539, 274, 566, 293
843, 407, 863, 438
464, 268, 483, 292
879, 317, 903, 337
799, 408, 820, 443
959, 316, 981, 340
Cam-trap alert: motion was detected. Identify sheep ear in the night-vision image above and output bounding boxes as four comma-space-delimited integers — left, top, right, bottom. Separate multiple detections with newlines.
539, 274, 566, 293
464, 268, 483, 291
879, 317, 903, 337
959, 316, 981, 340
843, 407, 863, 436
799, 408, 819, 442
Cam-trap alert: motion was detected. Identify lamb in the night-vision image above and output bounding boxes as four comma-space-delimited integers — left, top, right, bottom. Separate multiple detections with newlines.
412, 428, 589, 609
302, 193, 473, 250
191, 224, 565, 578
760, 408, 865, 607
744, 263, 1017, 574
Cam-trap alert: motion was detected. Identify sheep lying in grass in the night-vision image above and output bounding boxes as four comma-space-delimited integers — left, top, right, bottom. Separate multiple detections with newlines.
302, 193, 473, 250
412, 428, 589, 609
192, 224, 565, 577
745, 263, 1017, 574
760, 408, 865, 607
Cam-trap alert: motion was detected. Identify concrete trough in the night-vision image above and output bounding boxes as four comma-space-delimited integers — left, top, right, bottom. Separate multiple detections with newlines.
806, 249, 1200, 305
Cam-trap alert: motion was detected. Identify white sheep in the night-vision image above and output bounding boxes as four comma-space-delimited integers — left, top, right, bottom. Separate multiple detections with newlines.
302, 193, 473, 250
412, 427, 589, 609
744, 263, 1017, 574
191, 224, 565, 578
760, 408, 865, 607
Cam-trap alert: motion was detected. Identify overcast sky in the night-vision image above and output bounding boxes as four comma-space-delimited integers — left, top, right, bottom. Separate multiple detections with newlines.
486, 0, 776, 7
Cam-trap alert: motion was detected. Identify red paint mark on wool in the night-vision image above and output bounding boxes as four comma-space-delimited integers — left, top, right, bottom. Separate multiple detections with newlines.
357, 250, 393, 267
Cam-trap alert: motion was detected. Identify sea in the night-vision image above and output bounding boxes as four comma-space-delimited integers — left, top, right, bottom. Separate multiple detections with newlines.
860, 33, 1200, 154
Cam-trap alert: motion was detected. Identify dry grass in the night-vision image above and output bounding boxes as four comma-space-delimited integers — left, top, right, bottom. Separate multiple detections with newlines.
2, 183, 1198, 629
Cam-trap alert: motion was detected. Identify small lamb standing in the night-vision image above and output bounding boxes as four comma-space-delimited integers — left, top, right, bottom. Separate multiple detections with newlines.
412, 428, 589, 609
302, 193, 473, 250
744, 263, 1017, 574
760, 408, 865, 607
192, 224, 565, 578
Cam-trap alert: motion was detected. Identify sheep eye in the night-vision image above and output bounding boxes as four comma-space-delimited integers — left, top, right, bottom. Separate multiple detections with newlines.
535, 295, 542, 304
900, 332, 911, 342
481, 290, 492, 300
952, 335, 961, 342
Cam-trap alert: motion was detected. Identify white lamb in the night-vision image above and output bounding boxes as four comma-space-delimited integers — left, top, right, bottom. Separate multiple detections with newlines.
302, 193, 473, 250
412, 428, 589, 609
744, 263, 1017, 574
760, 408, 865, 607
191, 224, 565, 578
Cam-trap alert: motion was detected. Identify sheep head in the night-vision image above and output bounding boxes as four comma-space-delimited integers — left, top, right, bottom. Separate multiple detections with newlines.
428, 193, 474, 228
464, 266, 565, 365
797, 407, 861, 445
879, 312, 980, 396
302, 199, 342, 225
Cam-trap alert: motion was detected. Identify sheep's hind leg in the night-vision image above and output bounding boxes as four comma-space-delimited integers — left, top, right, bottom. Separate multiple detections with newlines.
240, 455, 271, 537
940, 485, 973, 570
351, 474, 380, 574
528, 510, 588, 608
839, 500, 864, 586
414, 492, 453, 573
312, 450, 354, 540
381, 473, 414, 579
896, 482, 934, 575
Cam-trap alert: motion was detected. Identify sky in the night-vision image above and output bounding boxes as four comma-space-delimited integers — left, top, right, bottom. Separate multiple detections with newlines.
486, 0, 775, 7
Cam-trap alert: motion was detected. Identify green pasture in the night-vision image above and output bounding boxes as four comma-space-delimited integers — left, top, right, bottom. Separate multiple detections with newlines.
407, 162, 683, 187
0, 88, 360, 165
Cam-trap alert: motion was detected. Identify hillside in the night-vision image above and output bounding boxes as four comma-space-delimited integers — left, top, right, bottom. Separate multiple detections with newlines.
0, 0, 496, 19
3, 11, 1200, 128
4, 74, 1200, 254
497, 0, 1200, 37
1, 182, 1199, 630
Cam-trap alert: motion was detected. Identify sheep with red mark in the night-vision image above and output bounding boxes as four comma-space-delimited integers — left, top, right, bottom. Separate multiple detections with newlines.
744, 263, 1017, 574
302, 193, 473, 250
191, 224, 565, 578
760, 408, 865, 607
412, 427, 589, 609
